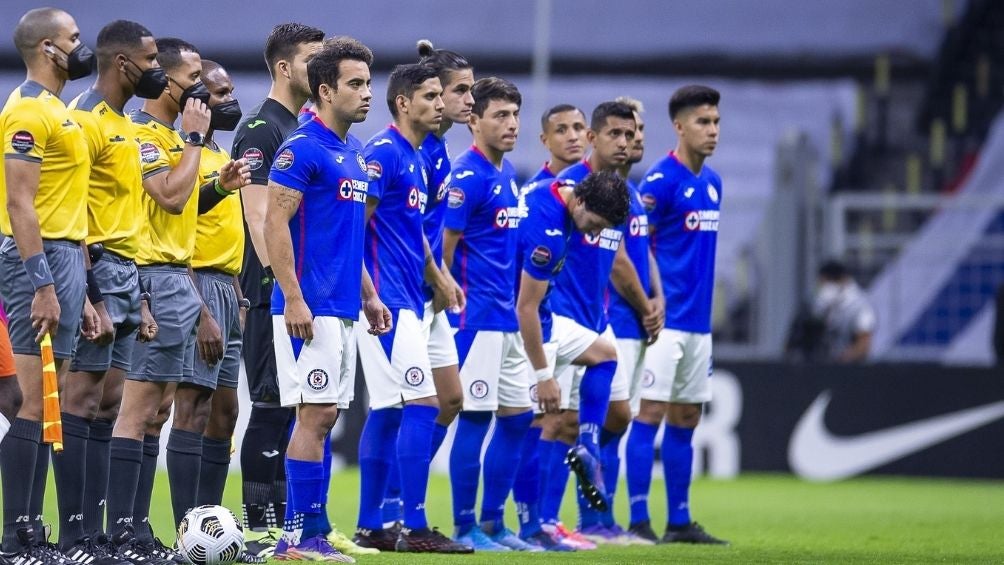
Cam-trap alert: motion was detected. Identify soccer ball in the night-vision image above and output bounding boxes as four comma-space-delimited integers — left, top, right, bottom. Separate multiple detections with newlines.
176, 505, 244, 565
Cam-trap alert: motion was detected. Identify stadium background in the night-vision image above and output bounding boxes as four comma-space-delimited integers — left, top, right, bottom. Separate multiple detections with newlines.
2, 0, 1001, 484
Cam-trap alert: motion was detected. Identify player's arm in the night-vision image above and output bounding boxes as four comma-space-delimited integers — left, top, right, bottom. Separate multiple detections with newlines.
442, 228, 461, 269
241, 184, 270, 266
646, 248, 665, 342
611, 243, 661, 340
424, 235, 455, 313
189, 266, 223, 363
80, 241, 112, 345
142, 98, 210, 214
517, 271, 560, 414
197, 158, 251, 214
264, 181, 312, 340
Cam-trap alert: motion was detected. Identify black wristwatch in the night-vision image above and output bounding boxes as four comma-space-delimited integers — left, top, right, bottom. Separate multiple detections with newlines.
184, 131, 204, 147
239, 298, 251, 309
139, 291, 152, 305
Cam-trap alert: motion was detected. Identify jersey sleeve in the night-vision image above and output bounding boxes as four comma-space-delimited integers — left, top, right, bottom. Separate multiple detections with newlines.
232, 120, 282, 186
362, 139, 398, 202
267, 139, 315, 193
519, 205, 565, 282
3, 98, 50, 163
443, 167, 485, 232
135, 125, 172, 179
638, 170, 670, 226
72, 109, 102, 165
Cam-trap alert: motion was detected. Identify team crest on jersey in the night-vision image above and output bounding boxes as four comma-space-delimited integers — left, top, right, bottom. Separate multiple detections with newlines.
366, 161, 382, 180
684, 210, 720, 231
275, 148, 294, 170
10, 131, 34, 153
407, 187, 421, 209
356, 153, 368, 173
629, 215, 649, 237
494, 208, 509, 229
642, 369, 655, 388
707, 183, 719, 202
529, 384, 538, 403
241, 147, 264, 171
405, 367, 425, 386
469, 380, 489, 399
307, 369, 329, 391
530, 245, 552, 267
139, 142, 160, 164
641, 193, 657, 212
448, 187, 465, 208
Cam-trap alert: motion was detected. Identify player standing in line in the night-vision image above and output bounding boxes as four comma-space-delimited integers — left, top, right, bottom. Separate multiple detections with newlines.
0, 7, 93, 562
264, 38, 386, 563
525, 104, 587, 186
627, 85, 727, 545
440, 77, 538, 553
61, 20, 164, 559
0, 303, 20, 446
231, 24, 324, 555
352, 64, 470, 554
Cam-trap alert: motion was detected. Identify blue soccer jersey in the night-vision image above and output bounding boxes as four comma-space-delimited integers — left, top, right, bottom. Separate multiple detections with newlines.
608, 181, 651, 339
268, 116, 370, 319
640, 151, 721, 334
444, 146, 521, 331
526, 162, 558, 186
549, 225, 622, 334
363, 125, 430, 317
419, 132, 451, 268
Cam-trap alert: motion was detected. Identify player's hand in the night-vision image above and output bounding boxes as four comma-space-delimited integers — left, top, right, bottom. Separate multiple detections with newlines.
442, 267, 466, 313
285, 297, 314, 341
31, 285, 60, 343
180, 97, 211, 138
239, 306, 246, 333
91, 301, 115, 346
196, 306, 224, 364
218, 159, 251, 192
363, 297, 393, 336
138, 299, 158, 342
643, 296, 665, 345
431, 277, 456, 313
536, 377, 561, 414
81, 298, 100, 342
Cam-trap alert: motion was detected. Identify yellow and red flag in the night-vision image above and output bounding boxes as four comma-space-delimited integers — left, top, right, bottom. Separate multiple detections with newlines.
40, 333, 62, 452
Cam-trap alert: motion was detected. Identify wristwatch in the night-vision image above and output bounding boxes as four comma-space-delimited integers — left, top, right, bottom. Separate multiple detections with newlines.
184, 131, 204, 146
239, 298, 251, 309
139, 291, 152, 305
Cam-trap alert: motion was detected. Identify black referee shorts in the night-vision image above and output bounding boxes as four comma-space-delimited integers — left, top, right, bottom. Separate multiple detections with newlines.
243, 306, 279, 404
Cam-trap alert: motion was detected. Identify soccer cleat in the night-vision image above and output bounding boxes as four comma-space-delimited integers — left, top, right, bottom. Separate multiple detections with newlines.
235, 550, 266, 564
7, 527, 68, 565
520, 530, 575, 552
63, 536, 130, 565
486, 528, 544, 552
661, 522, 729, 545
395, 527, 474, 554
565, 445, 608, 511
542, 523, 597, 550
273, 535, 355, 562
325, 528, 379, 556
242, 529, 278, 559
453, 527, 509, 552
350, 528, 398, 552
627, 520, 660, 545
577, 524, 631, 546
107, 526, 173, 565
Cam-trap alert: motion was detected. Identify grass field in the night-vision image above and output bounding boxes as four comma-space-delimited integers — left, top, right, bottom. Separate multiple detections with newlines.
27, 468, 1004, 564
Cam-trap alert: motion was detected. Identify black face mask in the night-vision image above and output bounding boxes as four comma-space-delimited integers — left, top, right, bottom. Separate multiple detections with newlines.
209, 99, 242, 131
51, 43, 94, 80
125, 59, 168, 100
175, 79, 211, 112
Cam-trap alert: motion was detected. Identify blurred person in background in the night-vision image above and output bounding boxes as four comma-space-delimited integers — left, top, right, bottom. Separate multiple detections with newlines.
812, 260, 876, 363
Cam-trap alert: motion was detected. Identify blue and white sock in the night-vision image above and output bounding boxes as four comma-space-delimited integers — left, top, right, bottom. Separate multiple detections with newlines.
398, 404, 438, 530
513, 426, 543, 538
320, 438, 332, 534
480, 411, 533, 529
626, 420, 658, 525
284, 458, 325, 545
380, 453, 402, 527
577, 361, 617, 458
599, 427, 625, 527
449, 411, 491, 534
357, 408, 401, 531
663, 424, 695, 528
540, 440, 572, 524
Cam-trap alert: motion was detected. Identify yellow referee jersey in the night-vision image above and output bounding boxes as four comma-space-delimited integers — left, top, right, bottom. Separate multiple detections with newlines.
0, 80, 88, 241
70, 89, 142, 258
191, 143, 244, 275
132, 111, 198, 265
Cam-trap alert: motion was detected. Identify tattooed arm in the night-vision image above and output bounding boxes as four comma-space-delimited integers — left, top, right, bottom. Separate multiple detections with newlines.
265, 182, 312, 340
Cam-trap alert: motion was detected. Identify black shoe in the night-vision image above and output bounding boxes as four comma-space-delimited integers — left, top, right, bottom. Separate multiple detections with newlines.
565, 445, 609, 512
6, 528, 60, 565
108, 527, 172, 565
627, 520, 659, 544
235, 550, 266, 564
141, 530, 185, 565
351, 528, 397, 552
62, 536, 130, 565
395, 527, 473, 554
660, 522, 728, 545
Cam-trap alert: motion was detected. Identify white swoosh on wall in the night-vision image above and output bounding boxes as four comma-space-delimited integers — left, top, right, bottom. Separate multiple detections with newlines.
788, 391, 1004, 481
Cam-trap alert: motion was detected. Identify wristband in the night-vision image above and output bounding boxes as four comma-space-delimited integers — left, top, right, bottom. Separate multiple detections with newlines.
534, 366, 552, 383
214, 178, 230, 196
23, 253, 54, 290
86, 269, 104, 304
263, 266, 274, 284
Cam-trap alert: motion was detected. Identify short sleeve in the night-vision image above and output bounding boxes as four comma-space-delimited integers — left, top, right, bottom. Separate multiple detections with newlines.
268, 139, 314, 193
362, 139, 398, 202
232, 121, 282, 185
135, 125, 172, 179
519, 206, 564, 282
638, 171, 668, 225
3, 98, 50, 163
443, 167, 485, 232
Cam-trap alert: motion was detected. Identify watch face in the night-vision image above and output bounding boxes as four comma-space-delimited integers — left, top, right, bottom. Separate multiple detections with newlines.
187, 132, 203, 145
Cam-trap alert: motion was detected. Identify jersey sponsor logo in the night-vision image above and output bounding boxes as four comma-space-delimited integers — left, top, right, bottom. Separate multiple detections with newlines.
420, 166, 428, 188
405, 366, 425, 386
628, 214, 649, 237
494, 207, 520, 229
275, 148, 294, 170
10, 130, 34, 153
435, 181, 448, 203
366, 160, 382, 180
510, 179, 519, 197
247, 119, 266, 129
684, 210, 719, 232
61, 119, 74, 127
454, 170, 474, 180
641, 193, 657, 212
242, 147, 264, 171
447, 187, 465, 208
646, 172, 664, 182
139, 142, 160, 164
642, 369, 655, 388
337, 178, 369, 203
530, 245, 552, 267
108, 135, 125, 143
306, 369, 329, 391
469, 380, 489, 399
707, 183, 719, 202
684, 187, 695, 198
582, 228, 623, 251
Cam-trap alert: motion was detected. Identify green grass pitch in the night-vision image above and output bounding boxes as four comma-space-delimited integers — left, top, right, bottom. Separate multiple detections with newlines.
30, 469, 1004, 563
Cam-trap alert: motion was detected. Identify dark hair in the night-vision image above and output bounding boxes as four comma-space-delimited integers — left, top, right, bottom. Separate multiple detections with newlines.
13, 8, 66, 59
386, 63, 440, 118
818, 260, 848, 281
471, 76, 521, 118
540, 103, 583, 132
307, 36, 373, 101
155, 37, 198, 72
669, 85, 720, 119
416, 39, 471, 85
95, 20, 152, 67
573, 170, 630, 225
590, 101, 635, 131
264, 23, 324, 79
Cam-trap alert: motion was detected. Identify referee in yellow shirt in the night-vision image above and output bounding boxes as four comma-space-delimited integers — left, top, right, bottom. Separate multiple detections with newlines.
0, 7, 93, 559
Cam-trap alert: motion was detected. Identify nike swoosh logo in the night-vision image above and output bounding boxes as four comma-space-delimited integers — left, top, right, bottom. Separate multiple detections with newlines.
788, 391, 1004, 481
247, 120, 266, 129
262, 450, 280, 458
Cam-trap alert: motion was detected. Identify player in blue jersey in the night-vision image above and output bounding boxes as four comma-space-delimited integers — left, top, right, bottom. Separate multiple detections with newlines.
353, 64, 471, 555
627, 85, 728, 545
525, 104, 587, 186
263, 38, 387, 563
438, 77, 538, 553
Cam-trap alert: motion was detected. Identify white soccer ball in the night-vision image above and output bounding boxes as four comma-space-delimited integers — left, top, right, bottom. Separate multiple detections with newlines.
176, 505, 244, 565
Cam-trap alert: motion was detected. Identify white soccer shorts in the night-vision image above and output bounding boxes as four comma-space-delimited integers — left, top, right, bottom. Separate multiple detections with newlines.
358, 308, 437, 409
457, 330, 532, 411
640, 328, 712, 404
614, 336, 647, 415
422, 300, 459, 369
272, 315, 356, 409
530, 315, 599, 414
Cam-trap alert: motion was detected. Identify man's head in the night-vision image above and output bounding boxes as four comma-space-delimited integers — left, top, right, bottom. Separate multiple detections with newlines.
307, 36, 373, 124
201, 60, 241, 131
568, 170, 629, 235
469, 77, 521, 155
156, 37, 205, 112
14, 8, 92, 80
669, 85, 720, 158
588, 101, 636, 170
615, 96, 645, 165
386, 63, 443, 133
95, 20, 162, 99
264, 23, 324, 99
540, 104, 586, 166
417, 39, 474, 125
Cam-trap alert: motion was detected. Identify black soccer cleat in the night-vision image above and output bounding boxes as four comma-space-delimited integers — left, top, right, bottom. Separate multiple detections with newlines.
62, 536, 130, 565
627, 520, 660, 544
107, 526, 173, 565
660, 522, 728, 545
351, 528, 398, 552
565, 445, 609, 512
6, 528, 62, 565
394, 527, 474, 554
235, 550, 266, 565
